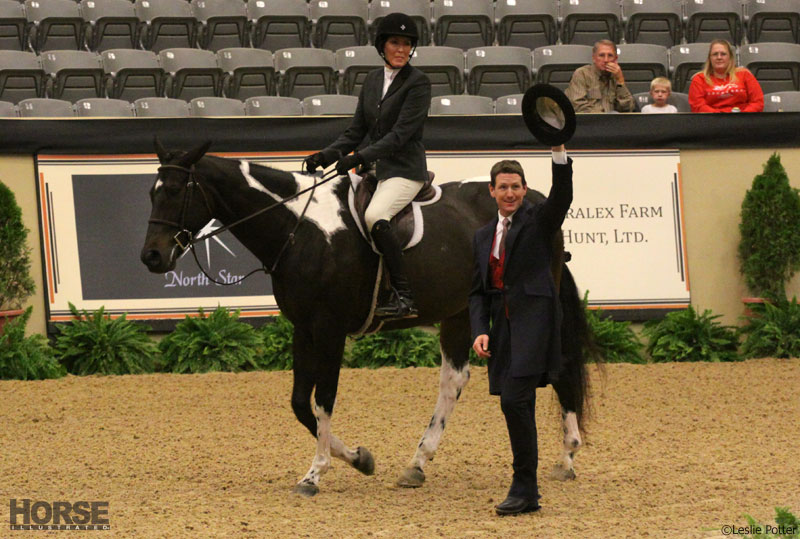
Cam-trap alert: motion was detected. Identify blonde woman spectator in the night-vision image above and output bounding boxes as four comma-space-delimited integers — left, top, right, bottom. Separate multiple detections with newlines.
688, 39, 763, 112
641, 77, 677, 114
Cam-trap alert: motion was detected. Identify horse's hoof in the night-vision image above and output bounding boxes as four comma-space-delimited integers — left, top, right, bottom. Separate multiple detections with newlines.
550, 464, 576, 481
291, 482, 319, 497
396, 466, 425, 488
353, 446, 375, 476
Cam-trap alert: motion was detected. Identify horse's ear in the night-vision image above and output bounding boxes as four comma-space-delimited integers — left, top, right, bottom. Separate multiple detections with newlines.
179, 140, 213, 167
154, 136, 168, 163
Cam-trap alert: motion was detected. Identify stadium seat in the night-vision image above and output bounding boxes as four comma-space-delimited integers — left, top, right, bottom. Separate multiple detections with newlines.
310, 0, 368, 51
0, 0, 27, 51
560, 0, 622, 46
80, 0, 139, 51
466, 46, 532, 99
40, 49, 104, 102
616, 43, 669, 95
669, 42, 711, 93
533, 44, 593, 91
0, 49, 44, 103
494, 93, 523, 114
763, 90, 800, 111
133, 96, 190, 117
335, 45, 383, 96
685, 0, 743, 45
302, 93, 358, 115
738, 42, 800, 93
633, 90, 691, 112
745, 0, 800, 44
430, 94, 493, 115
432, 0, 493, 50
159, 48, 222, 100
0, 99, 15, 116
190, 96, 245, 116
192, 0, 248, 52
101, 48, 163, 101
368, 0, 431, 46
17, 96, 73, 116
25, 0, 84, 52
495, 0, 558, 50
411, 45, 465, 97
244, 95, 302, 116
74, 97, 134, 116
621, 0, 683, 47
135, 0, 197, 52
218, 47, 274, 100
248, 0, 309, 51
273, 47, 336, 99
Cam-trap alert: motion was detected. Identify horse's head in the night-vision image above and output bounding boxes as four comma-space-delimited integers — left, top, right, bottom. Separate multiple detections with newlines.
140, 138, 213, 273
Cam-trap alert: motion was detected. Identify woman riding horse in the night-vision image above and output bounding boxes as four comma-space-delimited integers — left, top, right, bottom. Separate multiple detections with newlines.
303, 12, 431, 321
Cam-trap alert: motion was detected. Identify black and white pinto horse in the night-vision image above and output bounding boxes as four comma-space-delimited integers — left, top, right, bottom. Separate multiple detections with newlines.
140, 141, 593, 496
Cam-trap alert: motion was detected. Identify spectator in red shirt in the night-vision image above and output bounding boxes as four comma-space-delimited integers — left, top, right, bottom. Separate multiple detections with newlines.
689, 39, 763, 113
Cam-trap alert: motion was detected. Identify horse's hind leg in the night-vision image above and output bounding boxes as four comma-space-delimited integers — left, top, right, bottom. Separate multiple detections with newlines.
397, 311, 471, 488
551, 379, 582, 482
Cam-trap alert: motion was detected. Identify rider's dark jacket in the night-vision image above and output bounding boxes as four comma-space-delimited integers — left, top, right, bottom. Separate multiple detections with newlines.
320, 63, 431, 183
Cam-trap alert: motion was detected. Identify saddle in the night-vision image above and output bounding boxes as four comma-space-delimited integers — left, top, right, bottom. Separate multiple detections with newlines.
348, 170, 441, 251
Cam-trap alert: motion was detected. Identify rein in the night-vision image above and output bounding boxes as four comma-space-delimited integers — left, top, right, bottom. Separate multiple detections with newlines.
149, 162, 339, 285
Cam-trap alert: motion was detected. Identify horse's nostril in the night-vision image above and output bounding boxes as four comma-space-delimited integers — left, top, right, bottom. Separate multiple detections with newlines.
141, 249, 161, 268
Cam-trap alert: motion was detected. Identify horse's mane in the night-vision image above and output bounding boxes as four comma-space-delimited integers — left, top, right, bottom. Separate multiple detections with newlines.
201, 154, 300, 194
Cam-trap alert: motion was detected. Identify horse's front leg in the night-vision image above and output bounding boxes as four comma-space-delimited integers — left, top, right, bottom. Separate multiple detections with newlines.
292, 328, 373, 497
398, 313, 471, 487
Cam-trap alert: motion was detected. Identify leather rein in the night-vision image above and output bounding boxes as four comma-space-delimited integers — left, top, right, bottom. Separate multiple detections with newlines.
148, 162, 338, 285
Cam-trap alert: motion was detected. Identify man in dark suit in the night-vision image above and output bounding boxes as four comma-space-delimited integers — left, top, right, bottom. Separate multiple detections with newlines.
469, 147, 573, 516
304, 12, 431, 320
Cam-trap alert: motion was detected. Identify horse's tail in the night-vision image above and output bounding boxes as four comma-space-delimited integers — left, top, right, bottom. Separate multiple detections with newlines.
556, 262, 600, 433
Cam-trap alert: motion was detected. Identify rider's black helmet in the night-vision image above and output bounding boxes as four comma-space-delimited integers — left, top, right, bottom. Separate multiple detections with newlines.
374, 12, 418, 56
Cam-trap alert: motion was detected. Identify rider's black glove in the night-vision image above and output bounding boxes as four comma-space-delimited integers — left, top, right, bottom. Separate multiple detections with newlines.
335, 152, 363, 176
303, 152, 326, 173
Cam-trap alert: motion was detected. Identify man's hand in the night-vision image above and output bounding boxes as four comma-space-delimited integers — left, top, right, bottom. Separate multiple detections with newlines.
472, 335, 491, 359
335, 152, 362, 176
605, 61, 625, 85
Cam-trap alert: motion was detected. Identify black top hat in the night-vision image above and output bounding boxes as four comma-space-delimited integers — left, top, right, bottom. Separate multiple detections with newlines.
521, 84, 576, 146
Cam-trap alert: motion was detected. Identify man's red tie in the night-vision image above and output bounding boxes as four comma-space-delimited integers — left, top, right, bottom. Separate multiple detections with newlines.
499, 217, 510, 260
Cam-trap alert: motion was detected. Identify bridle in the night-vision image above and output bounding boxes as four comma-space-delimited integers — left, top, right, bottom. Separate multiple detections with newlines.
148, 164, 214, 251
148, 161, 339, 285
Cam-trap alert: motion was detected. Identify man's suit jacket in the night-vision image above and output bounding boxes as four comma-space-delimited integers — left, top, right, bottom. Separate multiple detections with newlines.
469, 159, 573, 394
321, 63, 431, 182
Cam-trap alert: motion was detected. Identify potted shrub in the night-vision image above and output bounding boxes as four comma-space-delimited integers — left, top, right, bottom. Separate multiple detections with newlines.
738, 153, 800, 305
0, 180, 36, 332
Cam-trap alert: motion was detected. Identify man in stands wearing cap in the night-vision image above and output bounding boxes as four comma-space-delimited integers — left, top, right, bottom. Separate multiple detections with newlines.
469, 142, 572, 516
304, 13, 430, 320
565, 39, 635, 113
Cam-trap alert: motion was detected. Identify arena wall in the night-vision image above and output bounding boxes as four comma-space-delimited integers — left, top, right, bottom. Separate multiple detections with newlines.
1, 114, 799, 335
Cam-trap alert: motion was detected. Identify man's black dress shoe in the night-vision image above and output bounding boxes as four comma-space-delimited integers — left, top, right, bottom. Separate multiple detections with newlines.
495, 496, 541, 516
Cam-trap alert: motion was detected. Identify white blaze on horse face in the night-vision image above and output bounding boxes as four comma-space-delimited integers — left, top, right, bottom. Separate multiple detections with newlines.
154, 179, 163, 191
238, 161, 347, 243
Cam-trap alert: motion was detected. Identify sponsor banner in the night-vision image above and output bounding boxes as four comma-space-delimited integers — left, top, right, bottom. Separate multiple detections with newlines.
429, 149, 689, 312
36, 150, 687, 327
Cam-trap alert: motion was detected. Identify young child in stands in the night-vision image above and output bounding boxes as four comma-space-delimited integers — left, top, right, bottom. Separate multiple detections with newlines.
641, 77, 678, 114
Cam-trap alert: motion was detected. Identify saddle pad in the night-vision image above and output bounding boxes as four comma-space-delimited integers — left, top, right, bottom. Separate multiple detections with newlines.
347, 172, 442, 252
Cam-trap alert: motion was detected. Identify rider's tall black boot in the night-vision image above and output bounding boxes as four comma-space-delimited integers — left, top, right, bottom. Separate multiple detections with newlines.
370, 219, 418, 320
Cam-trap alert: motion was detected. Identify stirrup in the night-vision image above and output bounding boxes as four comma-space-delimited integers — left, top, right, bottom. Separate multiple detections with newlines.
375, 291, 418, 320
